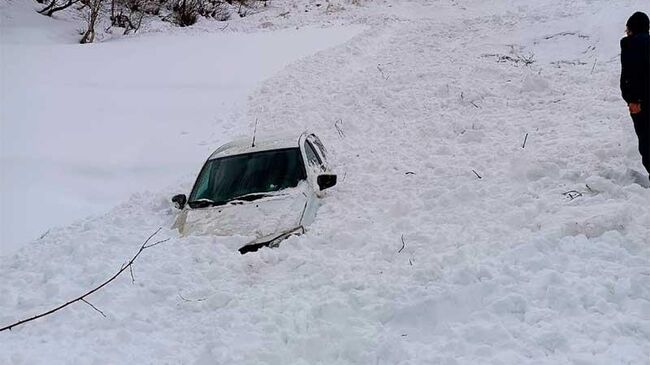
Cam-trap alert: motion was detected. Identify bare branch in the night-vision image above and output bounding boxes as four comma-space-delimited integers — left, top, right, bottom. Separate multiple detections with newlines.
39, 229, 51, 240
40, 0, 82, 17
482, 52, 535, 66
143, 238, 170, 249
334, 119, 345, 138
522, 133, 529, 148
129, 265, 135, 284
0, 228, 166, 332
81, 299, 106, 318
178, 293, 207, 302
562, 190, 582, 201
398, 234, 406, 253
377, 64, 390, 80
543, 31, 588, 40
251, 118, 259, 148
80, 0, 104, 44
38, 0, 57, 14
591, 58, 597, 74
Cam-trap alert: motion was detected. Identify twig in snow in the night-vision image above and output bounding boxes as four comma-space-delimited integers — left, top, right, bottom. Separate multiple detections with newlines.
551, 60, 588, 68
585, 184, 594, 193
81, 299, 106, 318
377, 64, 389, 80
472, 170, 482, 179
144, 238, 168, 249
334, 119, 345, 138
470, 101, 480, 108
398, 235, 406, 253
562, 190, 583, 201
408, 258, 413, 266
129, 265, 135, 284
178, 293, 207, 303
0, 228, 169, 332
482, 53, 535, 66
591, 58, 597, 74
522, 133, 529, 149
405, 171, 416, 175
251, 118, 259, 147
543, 31, 589, 40
519, 53, 536, 66
39, 229, 51, 240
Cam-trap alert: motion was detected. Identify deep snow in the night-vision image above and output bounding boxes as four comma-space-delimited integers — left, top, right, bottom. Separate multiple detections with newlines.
1, 0, 650, 364
0, 0, 363, 255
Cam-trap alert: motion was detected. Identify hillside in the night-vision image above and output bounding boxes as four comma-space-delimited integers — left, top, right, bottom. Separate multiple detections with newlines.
1, 0, 649, 363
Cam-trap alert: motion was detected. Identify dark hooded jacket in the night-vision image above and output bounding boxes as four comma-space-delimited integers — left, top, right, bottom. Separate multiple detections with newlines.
620, 32, 650, 104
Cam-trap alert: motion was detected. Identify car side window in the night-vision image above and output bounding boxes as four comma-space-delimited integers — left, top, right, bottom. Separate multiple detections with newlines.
304, 141, 324, 171
310, 137, 328, 163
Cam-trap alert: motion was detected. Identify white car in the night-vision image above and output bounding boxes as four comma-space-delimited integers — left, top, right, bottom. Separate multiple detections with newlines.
171, 132, 337, 253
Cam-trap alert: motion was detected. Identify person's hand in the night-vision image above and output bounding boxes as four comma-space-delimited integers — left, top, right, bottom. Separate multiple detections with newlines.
629, 103, 642, 114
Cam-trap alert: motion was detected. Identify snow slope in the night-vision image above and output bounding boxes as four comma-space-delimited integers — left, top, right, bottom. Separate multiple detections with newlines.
2, 0, 650, 364
0, 0, 363, 255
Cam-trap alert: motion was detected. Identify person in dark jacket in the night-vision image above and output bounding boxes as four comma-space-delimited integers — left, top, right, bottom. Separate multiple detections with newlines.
620, 11, 650, 176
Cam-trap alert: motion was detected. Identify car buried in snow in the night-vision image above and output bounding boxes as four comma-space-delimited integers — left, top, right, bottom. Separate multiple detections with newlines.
171, 132, 337, 254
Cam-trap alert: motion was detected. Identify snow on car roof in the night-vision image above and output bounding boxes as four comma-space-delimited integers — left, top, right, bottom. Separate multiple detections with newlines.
208, 132, 306, 160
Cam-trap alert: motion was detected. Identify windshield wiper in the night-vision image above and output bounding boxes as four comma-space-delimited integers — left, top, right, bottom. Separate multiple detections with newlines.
225, 192, 278, 203
189, 191, 289, 209
187, 198, 220, 208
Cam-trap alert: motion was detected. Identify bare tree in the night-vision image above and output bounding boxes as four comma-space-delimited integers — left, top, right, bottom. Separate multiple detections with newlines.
39, 0, 83, 17
80, 0, 104, 44
107, 0, 150, 35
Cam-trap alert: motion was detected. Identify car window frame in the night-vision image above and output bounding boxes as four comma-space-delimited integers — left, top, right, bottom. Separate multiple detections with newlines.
188, 147, 308, 207
308, 135, 328, 165
304, 140, 325, 172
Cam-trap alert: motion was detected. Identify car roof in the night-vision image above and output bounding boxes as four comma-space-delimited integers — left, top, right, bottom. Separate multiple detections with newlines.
208, 132, 308, 160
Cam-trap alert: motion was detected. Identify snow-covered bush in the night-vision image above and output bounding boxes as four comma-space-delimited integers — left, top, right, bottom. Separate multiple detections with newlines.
165, 0, 245, 26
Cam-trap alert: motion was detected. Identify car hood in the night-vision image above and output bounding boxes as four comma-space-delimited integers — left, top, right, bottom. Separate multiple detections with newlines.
175, 184, 309, 239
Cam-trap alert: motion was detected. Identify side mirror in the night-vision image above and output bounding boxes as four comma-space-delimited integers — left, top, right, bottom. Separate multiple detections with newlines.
317, 174, 337, 190
172, 194, 187, 210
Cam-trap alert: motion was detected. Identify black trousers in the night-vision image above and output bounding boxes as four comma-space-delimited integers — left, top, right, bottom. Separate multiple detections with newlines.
632, 102, 650, 175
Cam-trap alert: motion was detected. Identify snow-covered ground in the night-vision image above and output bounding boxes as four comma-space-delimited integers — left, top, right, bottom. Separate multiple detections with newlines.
1, 0, 650, 364
0, 0, 363, 255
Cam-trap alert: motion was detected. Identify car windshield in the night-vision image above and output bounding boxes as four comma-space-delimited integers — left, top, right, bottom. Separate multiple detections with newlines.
188, 148, 307, 208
